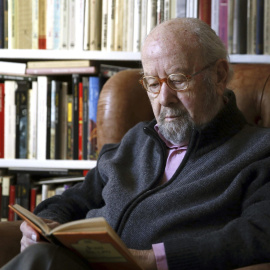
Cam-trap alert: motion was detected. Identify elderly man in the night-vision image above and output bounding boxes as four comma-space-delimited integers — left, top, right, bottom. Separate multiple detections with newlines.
2, 18, 270, 270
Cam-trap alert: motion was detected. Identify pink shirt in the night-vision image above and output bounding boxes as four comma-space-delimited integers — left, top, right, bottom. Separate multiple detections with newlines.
152, 126, 188, 270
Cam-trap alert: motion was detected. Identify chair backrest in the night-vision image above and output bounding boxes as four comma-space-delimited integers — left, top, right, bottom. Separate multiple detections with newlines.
97, 64, 270, 151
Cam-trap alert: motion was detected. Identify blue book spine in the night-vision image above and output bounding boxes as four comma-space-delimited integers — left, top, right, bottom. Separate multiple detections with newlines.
88, 76, 100, 160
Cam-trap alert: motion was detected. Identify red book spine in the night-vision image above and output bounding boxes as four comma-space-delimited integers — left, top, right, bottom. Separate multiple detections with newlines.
8, 185, 16, 221
199, 0, 212, 26
38, 37, 46, 49
30, 188, 37, 212
78, 82, 83, 160
0, 83, 4, 158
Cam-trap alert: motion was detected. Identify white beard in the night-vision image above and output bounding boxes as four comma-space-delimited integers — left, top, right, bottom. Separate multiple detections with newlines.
158, 106, 194, 145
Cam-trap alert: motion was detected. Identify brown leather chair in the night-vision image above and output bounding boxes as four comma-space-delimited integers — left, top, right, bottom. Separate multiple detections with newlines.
0, 64, 269, 269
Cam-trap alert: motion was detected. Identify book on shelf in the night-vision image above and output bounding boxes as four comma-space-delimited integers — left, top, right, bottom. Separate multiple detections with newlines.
88, 76, 100, 160
60, 0, 69, 50
27, 60, 93, 69
101, 0, 108, 51
83, 0, 90, 51
46, 0, 54, 50
114, 0, 124, 51
82, 77, 89, 160
89, 0, 102, 51
199, 0, 211, 26
26, 66, 97, 75
218, 0, 228, 49
0, 61, 26, 75
78, 81, 83, 160
9, 204, 142, 270
211, 0, 219, 35
53, 0, 61, 50
38, 0, 47, 49
0, 0, 4, 48
67, 94, 73, 160
0, 82, 4, 158
1, 175, 14, 221
15, 80, 31, 159
264, 0, 270, 54
256, 0, 264, 54
31, 0, 39, 50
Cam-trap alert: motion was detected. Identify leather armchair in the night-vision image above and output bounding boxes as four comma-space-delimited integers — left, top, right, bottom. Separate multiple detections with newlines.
0, 64, 269, 268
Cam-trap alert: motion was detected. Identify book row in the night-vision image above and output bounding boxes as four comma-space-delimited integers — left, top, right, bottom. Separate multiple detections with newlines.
0, 72, 102, 161
0, 172, 84, 222
0, 0, 177, 52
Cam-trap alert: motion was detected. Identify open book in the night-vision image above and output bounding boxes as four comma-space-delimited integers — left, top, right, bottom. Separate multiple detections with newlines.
9, 204, 142, 270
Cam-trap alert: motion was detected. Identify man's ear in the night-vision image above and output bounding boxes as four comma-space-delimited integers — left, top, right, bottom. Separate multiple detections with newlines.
215, 59, 229, 95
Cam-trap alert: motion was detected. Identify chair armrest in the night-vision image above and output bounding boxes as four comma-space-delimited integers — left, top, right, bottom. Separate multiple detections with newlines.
236, 263, 270, 269
0, 221, 22, 267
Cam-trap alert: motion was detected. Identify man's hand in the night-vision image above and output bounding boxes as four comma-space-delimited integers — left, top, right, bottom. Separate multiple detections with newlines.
129, 249, 157, 270
20, 219, 60, 252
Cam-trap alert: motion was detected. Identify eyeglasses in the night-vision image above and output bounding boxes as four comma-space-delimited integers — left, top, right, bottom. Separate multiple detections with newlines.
139, 61, 216, 95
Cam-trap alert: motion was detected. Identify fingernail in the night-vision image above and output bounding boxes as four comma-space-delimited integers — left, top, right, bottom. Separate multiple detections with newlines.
31, 234, 37, 241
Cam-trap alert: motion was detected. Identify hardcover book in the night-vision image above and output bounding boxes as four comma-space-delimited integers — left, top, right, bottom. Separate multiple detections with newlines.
9, 204, 142, 270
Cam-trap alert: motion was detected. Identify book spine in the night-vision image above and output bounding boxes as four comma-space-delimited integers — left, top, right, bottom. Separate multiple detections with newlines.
53, 0, 61, 50
32, 0, 39, 49
211, 0, 219, 35
0, 83, 4, 158
113, 0, 123, 51
107, 0, 115, 51
8, 184, 16, 221
4, 81, 17, 159
78, 82, 83, 160
60, 0, 69, 49
4, 0, 8, 48
89, 0, 102, 50
8, 0, 16, 49
101, 0, 108, 51
46, 82, 52, 159
264, 0, 270, 54
16, 173, 31, 210
82, 77, 89, 160
127, 0, 134, 51
146, 0, 157, 34
72, 74, 80, 160
133, 0, 141, 52
88, 76, 100, 160
59, 82, 68, 159
0, 0, 4, 48
30, 187, 37, 212
256, 0, 264, 54
26, 66, 96, 75
199, 0, 212, 26
38, 0, 47, 49
1, 176, 12, 222
66, 95, 73, 160
83, 0, 90, 51
36, 76, 48, 160
68, 0, 76, 49
46, 0, 54, 50
218, 0, 228, 48
15, 81, 29, 159
50, 80, 56, 160
74, 0, 85, 51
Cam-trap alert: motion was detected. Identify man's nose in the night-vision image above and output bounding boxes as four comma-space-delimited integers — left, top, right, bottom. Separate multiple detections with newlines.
158, 81, 178, 106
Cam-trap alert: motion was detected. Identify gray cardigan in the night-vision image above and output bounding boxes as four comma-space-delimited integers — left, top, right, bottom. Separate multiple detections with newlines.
35, 90, 270, 269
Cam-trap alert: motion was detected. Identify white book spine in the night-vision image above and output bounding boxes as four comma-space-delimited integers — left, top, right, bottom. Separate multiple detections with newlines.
68, 0, 76, 49
133, 0, 141, 52
164, 0, 170, 21
8, 0, 16, 49
4, 81, 17, 159
46, 0, 54, 50
60, 0, 69, 49
140, 0, 148, 47
27, 81, 38, 159
147, 0, 157, 34
74, 0, 85, 50
211, 0, 220, 35
127, 0, 134, 51
101, 0, 108, 51
37, 76, 48, 160
122, 0, 128, 51
83, 0, 90, 50
107, 0, 115, 51
53, 0, 61, 49
32, 0, 39, 49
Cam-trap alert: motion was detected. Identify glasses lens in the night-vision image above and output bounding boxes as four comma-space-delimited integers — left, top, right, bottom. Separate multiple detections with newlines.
143, 76, 160, 93
168, 74, 188, 90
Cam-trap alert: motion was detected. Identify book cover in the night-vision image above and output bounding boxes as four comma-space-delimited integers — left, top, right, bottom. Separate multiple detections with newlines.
0, 83, 4, 158
9, 204, 142, 270
15, 80, 30, 159
88, 76, 100, 160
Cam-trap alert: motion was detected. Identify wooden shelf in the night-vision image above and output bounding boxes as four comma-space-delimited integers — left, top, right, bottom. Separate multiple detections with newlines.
0, 159, 97, 171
